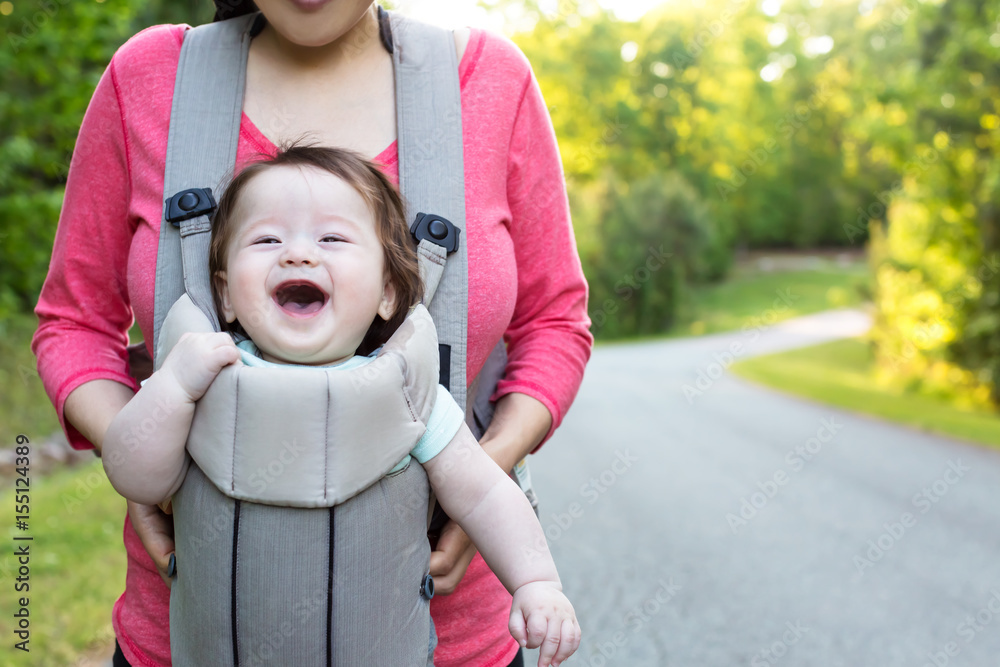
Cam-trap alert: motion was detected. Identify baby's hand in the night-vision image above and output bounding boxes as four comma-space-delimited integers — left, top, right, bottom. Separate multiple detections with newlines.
509, 581, 581, 667
160, 332, 241, 402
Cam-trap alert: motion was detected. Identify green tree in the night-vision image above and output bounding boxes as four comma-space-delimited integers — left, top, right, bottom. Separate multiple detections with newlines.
0, 0, 213, 321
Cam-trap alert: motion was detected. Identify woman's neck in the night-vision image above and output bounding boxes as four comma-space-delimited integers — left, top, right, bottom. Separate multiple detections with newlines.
253, 6, 385, 75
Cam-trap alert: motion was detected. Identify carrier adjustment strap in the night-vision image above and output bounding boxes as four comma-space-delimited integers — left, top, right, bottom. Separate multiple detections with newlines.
410, 212, 460, 306
153, 14, 256, 367
390, 10, 469, 413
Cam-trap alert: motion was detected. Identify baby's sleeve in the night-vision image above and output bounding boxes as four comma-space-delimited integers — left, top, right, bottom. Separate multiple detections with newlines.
409, 385, 465, 464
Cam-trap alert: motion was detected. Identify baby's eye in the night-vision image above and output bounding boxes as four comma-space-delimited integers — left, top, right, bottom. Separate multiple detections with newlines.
321, 235, 346, 243
252, 237, 280, 245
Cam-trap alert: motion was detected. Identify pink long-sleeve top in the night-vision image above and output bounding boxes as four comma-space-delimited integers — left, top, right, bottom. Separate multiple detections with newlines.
33, 21, 591, 667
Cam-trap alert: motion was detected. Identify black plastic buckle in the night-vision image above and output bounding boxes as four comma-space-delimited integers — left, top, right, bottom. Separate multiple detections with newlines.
165, 188, 217, 226
420, 573, 435, 600
410, 212, 460, 254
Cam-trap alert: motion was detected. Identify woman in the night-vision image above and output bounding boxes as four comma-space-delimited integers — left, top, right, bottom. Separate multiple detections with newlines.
32, 1, 592, 666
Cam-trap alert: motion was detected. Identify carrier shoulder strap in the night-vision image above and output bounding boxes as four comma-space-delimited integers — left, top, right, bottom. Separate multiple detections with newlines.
388, 10, 469, 413
153, 14, 255, 365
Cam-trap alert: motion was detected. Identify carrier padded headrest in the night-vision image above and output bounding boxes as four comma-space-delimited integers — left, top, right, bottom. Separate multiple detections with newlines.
156, 294, 441, 507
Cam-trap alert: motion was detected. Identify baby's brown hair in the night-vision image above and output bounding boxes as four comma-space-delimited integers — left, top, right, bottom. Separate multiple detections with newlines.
209, 143, 423, 356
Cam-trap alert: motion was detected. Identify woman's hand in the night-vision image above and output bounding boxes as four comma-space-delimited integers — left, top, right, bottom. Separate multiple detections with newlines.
127, 500, 176, 589
429, 519, 478, 595
428, 392, 554, 595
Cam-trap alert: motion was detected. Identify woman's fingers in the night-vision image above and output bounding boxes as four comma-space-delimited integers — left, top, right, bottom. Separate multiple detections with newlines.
127, 500, 176, 589
428, 520, 477, 595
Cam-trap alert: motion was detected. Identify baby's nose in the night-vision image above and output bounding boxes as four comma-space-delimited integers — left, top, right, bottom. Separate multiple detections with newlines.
282, 240, 318, 266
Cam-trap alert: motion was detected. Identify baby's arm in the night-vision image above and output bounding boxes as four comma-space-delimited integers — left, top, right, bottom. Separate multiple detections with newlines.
422, 425, 580, 667
103, 332, 240, 505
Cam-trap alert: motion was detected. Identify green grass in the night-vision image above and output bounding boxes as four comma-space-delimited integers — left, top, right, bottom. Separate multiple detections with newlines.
0, 312, 61, 447
1, 460, 126, 666
679, 264, 870, 337
732, 338, 1000, 447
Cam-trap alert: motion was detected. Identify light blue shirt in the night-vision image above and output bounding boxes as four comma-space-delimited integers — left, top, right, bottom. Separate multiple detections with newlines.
236, 340, 464, 472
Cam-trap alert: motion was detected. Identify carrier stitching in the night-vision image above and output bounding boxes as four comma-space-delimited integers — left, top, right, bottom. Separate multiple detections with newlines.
324, 380, 330, 502
396, 354, 418, 422
401, 384, 418, 422
326, 506, 335, 667
231, 499, 242, 666
231, 370, 241, 493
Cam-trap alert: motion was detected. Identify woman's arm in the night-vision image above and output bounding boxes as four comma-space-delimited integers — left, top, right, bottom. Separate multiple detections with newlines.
493, 46, 593, 449
31, 54, 139, 451
479, 392, 552, 474
430, 38, 591, 595
63, 380, 136, 455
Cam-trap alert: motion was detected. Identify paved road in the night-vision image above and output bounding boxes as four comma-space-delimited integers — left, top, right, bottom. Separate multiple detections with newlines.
523, 309, 1000, 667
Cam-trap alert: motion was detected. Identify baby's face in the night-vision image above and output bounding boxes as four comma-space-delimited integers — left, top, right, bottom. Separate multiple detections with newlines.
217, 164, 395, 365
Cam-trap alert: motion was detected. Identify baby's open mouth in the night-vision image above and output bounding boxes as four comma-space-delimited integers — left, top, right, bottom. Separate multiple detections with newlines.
273, 281, 328, 315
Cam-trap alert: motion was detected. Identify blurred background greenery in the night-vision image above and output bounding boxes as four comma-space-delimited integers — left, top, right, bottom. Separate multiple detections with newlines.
2, 0, 998, 418
1, 0, 999, 662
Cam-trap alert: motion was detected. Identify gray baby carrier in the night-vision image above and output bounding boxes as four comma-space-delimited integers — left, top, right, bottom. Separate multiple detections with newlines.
135, 8, 533, 666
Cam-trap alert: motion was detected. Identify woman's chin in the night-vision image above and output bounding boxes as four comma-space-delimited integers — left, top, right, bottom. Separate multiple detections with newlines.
258, 0, 375, 50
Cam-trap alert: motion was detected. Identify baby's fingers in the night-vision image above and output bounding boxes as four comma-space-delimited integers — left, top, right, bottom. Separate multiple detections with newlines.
205, 334, 241, 367
536, 618, 563, 667
552, 617, 581, 666
524, 612, 548, 651
508, 609, 528, 649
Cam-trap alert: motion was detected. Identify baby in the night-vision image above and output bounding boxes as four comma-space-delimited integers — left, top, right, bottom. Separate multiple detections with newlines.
103, 144, 580, 667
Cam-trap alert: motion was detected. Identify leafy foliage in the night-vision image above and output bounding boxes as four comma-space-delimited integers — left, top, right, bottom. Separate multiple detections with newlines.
855, 0, 1000, 408
504, 0, 998, 405
0, 0, 212, 320
580, 170, 724, 338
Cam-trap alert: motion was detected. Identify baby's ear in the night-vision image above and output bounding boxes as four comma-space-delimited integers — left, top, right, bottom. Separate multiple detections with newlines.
214, 271, 237, 324
377, 278, 397, 321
